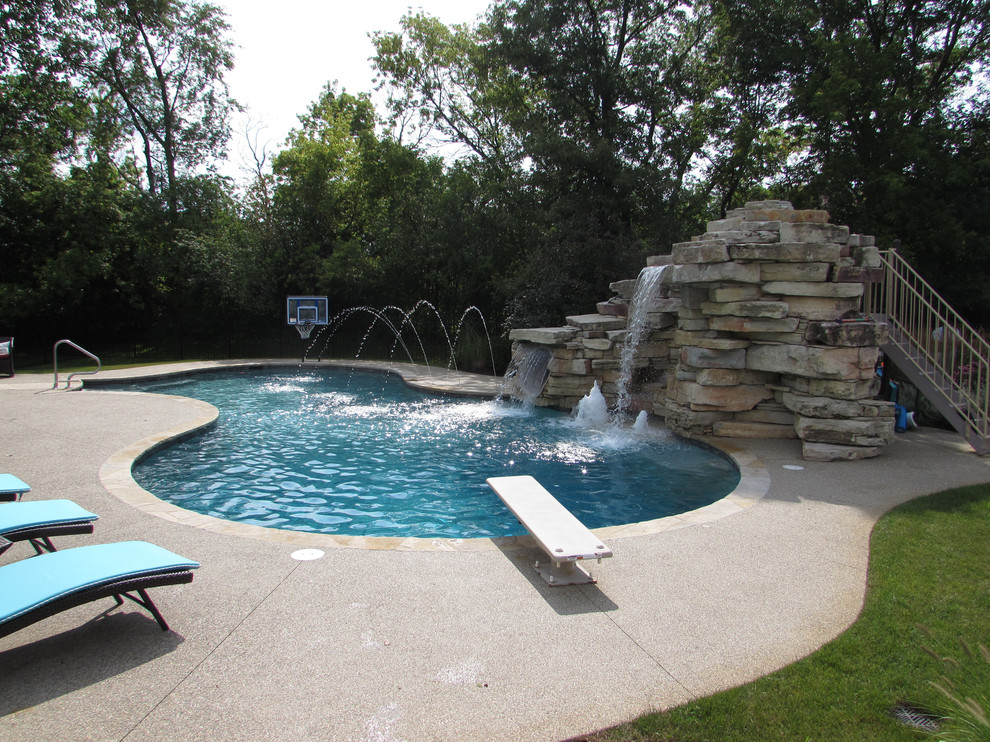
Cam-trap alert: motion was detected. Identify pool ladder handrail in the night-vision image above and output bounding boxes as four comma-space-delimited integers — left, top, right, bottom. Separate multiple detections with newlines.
53, 339, 102, 389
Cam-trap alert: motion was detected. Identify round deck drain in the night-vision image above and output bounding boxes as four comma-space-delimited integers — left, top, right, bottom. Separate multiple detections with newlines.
291, 548, 325, 561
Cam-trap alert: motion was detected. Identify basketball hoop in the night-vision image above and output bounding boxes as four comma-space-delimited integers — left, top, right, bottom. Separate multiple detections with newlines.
287, 296, 328, 349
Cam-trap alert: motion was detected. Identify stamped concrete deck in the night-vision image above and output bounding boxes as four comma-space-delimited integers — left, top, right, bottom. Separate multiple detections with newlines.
2, 360, 989, 742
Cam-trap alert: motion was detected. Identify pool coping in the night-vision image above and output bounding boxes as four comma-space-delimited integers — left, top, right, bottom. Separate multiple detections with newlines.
94, 360, 771, 552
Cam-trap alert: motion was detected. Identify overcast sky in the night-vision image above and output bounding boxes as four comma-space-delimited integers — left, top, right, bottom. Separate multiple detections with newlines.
217, 0, 492, 177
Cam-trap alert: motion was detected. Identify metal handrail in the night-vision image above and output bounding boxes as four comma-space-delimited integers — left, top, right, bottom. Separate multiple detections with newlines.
864, 249, 990, 439
53, 339, 102, 389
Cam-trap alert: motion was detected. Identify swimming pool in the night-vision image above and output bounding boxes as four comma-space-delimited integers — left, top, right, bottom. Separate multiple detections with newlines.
118, 368, 740, 539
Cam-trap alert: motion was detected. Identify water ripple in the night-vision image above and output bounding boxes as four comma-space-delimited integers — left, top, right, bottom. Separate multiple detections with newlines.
116, 369, 740, 538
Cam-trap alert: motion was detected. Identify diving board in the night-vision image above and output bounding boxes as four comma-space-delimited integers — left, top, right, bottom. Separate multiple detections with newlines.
486, 475, 612, 586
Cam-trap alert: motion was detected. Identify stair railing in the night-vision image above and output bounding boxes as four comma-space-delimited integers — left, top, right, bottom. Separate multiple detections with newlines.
53, 339, 102, 389
864, 249, 990, 441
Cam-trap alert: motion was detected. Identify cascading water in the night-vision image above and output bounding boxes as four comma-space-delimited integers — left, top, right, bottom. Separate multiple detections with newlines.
502, 345, 552, 405
571, 265, 669, 433
615, 265, 670, 414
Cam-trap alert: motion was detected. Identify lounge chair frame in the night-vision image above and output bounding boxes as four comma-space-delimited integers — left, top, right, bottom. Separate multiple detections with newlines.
0, 568, 194, 638
0, 499, 99, 556
0, 521, 96, 556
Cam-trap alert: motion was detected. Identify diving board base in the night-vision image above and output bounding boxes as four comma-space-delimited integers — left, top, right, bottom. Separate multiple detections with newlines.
534, 558, 597, 586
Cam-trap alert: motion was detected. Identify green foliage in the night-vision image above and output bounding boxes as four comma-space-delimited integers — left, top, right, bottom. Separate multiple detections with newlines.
85, 0, 237, 217
922, 631, 990, 742
718, 0, 990, 320
373, 12, 524, 168
2, 0, 990, 358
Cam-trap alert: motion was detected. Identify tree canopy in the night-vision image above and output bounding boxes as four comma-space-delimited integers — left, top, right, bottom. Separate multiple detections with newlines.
1, 0, 988, 367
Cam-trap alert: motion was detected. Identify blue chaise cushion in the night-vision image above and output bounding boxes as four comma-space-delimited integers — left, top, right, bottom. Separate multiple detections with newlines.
0, 541, 200, 624
0, 499, 98, 533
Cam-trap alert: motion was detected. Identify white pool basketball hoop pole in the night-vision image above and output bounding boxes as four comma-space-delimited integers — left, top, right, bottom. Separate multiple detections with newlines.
286, 296, 329, 360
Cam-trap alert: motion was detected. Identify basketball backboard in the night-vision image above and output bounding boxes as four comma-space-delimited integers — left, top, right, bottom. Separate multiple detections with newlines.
286, 296, 329, 326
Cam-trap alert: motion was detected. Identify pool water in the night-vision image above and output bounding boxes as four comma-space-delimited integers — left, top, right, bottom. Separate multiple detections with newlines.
121, 369, 740, 539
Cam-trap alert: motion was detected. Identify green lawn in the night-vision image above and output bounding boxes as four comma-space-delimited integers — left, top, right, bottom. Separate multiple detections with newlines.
580, 484, 990, 742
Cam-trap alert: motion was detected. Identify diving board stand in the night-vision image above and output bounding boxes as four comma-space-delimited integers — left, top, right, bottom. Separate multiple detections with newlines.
486, 475, 612, 586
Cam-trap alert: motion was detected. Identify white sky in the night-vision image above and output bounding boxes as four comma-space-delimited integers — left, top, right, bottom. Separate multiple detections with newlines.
217, 0, 492, 178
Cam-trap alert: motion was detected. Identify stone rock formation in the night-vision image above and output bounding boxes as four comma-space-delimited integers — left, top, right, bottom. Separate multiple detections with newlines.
509, 201, 895, 461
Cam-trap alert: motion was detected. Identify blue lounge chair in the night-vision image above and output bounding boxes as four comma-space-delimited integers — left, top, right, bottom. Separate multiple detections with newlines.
0, 541, 199, 637
0, 499, 99, 556
0, 473, 30, 502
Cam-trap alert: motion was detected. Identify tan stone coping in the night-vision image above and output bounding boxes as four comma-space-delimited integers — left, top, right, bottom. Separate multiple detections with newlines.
97, 361, 771, 552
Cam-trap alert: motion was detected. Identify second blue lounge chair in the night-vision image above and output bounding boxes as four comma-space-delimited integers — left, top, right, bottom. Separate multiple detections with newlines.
0, 499, 99, 555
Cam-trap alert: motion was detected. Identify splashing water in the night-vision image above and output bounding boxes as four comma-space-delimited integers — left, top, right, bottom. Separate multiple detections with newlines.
574, 381, 610, 429
117, 369, 739, 539
302, 303, 497, 375
634, 410, 649, 433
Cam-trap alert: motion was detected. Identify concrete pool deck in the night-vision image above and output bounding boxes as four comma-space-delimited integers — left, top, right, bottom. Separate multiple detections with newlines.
2, 360, 990, 741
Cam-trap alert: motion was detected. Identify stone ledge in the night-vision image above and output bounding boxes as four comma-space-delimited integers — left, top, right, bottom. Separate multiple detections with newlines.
784, 295, 862, 321
680, 346, 747, 369
565, 314, 628, 332
805, 321, 889, 347
597, 299, 628, 316
762, 281, 864, 298
794, 415, 896, 446
782, 391, 894, 419
696, 368, 773, 386
780, 222, 850, 244
672, 380, 774, 411
747, 344, 878, 380
802, 441, 885, 461
670, 262, 762, 284
701, 301, 789, 319
729, 243, 842, 263
609, 279, 638, 299
708, 317, 801, 334
760, 262, 831, 282
713, 420, 798, 438
509, 327, 579, 344
673, 240, 730, 264
673, 331, 750, 350
700, 230, 779, 245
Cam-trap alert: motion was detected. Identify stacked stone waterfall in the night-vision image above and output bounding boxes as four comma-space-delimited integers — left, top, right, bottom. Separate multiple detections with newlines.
508, 201, 895, 461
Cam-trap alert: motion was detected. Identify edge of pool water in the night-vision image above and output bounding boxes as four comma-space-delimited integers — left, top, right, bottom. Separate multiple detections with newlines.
92, 360, 771, 552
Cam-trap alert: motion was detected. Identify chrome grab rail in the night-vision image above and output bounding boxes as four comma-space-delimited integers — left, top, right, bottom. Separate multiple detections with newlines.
864, 249, 990, 440
53, 339, 102, 389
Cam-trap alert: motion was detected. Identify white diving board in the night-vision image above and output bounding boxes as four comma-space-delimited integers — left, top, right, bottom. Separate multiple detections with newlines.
486, 475, 612, 586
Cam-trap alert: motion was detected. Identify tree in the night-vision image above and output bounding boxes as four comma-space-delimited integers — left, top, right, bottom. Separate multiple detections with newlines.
718, 0, 989, 221
85, 0, 236, 221
717, 0, 990, 322
487, 0, 724, 324
269, 86, 378, 295
372, 12, 525, 172
0, 0, 95, 170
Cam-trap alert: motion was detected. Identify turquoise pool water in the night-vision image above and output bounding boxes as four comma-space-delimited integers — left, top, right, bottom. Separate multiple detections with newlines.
119, 368, 740, 539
